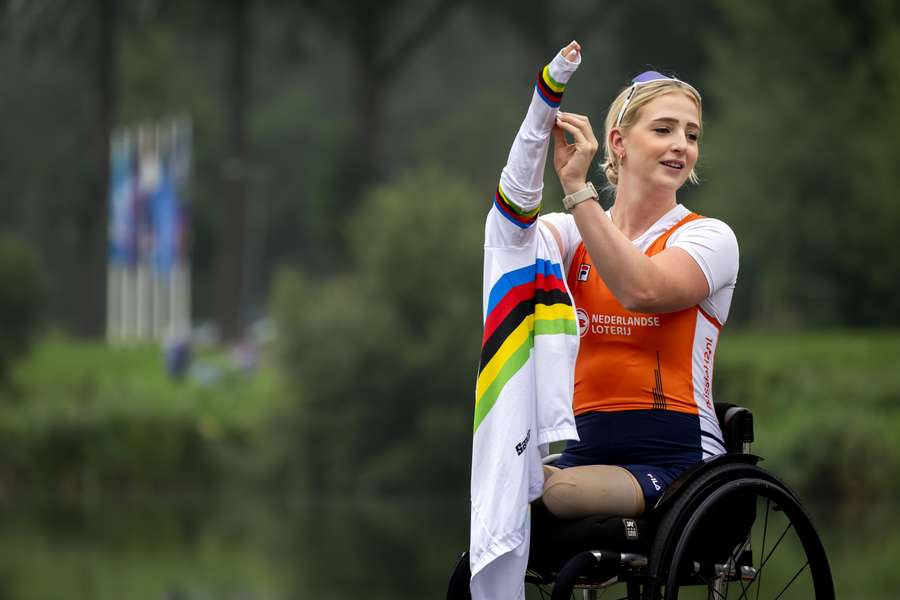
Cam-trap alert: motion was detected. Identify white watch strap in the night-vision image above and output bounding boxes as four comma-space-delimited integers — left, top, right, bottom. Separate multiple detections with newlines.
562, 182, 599, 211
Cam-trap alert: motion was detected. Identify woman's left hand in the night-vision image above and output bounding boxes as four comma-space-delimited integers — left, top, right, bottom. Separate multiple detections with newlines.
553, 112, 600, 194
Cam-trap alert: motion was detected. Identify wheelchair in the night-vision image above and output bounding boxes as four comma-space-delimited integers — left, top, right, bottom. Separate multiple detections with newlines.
447, 403, 834, 599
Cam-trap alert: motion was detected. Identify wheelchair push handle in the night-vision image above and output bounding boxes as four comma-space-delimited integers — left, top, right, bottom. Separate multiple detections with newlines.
714, 402, 754, 454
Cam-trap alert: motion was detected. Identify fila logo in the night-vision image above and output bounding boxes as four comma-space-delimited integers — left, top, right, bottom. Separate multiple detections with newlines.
646, 473, 662, 491
578, 263, 591, 281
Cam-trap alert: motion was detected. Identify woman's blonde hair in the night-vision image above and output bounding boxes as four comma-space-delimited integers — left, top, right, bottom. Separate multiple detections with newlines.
601, 79, 703, 187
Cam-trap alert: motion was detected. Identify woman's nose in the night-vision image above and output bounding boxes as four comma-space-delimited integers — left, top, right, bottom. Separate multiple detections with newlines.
670, 133, 687, 153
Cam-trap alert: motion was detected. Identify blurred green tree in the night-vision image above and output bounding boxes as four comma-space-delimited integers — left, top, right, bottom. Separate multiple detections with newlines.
215, 0, 253, 341
300, 0, 461, 194
271, 165, 483, 493
0, 235, 45, 381
694, 0, 900, 325
0, 0, 117, 336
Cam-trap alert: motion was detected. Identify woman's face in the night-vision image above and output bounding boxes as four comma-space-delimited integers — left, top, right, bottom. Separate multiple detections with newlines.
619, 91, 701, 192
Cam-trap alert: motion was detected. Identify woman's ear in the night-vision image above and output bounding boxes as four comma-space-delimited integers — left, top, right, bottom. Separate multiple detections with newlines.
609, 128, 625, 158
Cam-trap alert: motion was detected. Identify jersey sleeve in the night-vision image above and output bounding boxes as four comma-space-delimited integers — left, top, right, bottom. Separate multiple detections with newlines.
485, 51, 580, 249
668, 217, 739, 323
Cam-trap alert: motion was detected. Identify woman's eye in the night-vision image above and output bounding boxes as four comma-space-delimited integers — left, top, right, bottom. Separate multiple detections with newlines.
687, 133, 699, 141
654, 128, 669, 134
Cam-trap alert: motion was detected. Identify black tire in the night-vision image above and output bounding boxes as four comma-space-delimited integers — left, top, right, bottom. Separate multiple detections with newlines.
646, 465, 833, 599
446, 552, 471, 600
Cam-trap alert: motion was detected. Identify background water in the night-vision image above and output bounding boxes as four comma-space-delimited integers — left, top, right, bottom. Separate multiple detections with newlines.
0, 494, 894, 599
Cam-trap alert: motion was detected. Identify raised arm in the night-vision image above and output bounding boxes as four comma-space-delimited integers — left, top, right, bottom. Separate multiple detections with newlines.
487, 42, 581, 245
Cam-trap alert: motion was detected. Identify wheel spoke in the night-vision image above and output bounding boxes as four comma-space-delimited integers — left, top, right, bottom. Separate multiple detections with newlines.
696, 573, 728, 600
725, 535, 752, 600
760, 522, 794, 572
771, 561, 809, 600
756, 498, 770, 600
736, 521, 794, 600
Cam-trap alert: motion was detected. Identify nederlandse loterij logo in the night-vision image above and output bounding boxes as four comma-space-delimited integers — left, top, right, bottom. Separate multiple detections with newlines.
576, 308, 589, 337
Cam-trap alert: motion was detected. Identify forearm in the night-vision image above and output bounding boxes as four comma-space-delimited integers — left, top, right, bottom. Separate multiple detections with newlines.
569, 201, 668, 311
497, 51, 580, 220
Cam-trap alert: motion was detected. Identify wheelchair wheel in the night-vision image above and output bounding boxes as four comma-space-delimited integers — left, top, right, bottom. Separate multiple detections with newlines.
646, 465, 834, 599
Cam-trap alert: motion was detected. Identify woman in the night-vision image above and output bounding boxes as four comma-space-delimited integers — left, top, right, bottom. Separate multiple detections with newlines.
539, 44, 739, 519
468, 41, 738, 599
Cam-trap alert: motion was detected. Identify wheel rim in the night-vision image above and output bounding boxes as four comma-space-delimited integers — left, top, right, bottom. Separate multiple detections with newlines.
662, 479, 833, 600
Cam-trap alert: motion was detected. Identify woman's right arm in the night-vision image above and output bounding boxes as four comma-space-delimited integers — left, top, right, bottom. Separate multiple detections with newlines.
486, 42, 581, 248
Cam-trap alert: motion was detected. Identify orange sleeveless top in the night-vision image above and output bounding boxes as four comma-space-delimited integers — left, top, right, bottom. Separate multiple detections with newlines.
568, 213, 722, 417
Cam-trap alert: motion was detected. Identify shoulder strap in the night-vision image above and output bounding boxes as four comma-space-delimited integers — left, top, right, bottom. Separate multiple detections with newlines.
646, 212, 704, 256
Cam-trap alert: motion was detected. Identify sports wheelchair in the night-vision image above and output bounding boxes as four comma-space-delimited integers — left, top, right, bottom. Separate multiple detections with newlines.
447, 403, 834, 599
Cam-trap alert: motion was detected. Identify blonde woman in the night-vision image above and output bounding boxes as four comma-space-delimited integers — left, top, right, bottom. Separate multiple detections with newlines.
539, 49, 739, 519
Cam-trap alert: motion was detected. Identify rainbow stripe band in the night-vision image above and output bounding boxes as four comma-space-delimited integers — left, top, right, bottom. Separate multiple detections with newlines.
494, 184, 540, 229
535, 64, 566, 108
474, 260, 577, 432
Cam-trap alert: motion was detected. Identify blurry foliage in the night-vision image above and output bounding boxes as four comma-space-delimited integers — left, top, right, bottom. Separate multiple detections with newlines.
0, 336, 286, 497
271, 165, 483, 494
2, 324, 898, 508
283, 496, 468, 599
0, 493, 898, 600
0, 0, 896, 519
0, 493, 471, 600
715, 330, 900, 505
0, 235, 45, 381
0, 12, 94, 327
0, 497, 290, 600
2, 0, 898, 328
695, 0, 900, 325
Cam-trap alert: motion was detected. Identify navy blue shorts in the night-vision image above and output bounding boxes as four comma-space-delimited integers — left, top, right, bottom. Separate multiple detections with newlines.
554, 410, 703, 509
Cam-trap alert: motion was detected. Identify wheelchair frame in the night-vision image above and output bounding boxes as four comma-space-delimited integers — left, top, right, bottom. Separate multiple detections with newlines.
447, 403, 835, 600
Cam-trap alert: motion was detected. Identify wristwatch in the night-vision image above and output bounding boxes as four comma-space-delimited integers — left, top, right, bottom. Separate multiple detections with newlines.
562, 182, 599, 211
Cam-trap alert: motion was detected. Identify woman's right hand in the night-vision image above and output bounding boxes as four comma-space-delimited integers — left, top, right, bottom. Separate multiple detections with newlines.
553, 112, 600, 194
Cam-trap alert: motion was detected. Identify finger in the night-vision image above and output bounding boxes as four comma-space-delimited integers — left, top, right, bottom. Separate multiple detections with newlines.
559, 111, 590, 124
555, 117, 589, 146
557, 112, 598, 146
560, 40, 581, 61
557, 113, 591, 137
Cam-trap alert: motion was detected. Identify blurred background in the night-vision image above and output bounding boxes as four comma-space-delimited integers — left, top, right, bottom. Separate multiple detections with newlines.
0, 0, 898, 598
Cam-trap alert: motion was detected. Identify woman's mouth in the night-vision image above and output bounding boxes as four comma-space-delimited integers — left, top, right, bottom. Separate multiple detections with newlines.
660, 160, 685, 170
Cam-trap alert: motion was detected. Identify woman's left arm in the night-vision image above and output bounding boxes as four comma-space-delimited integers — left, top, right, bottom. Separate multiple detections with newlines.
552, 113, 710, 314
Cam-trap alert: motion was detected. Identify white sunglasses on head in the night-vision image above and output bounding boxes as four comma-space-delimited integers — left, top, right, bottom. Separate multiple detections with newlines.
614, 71, 701, 128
